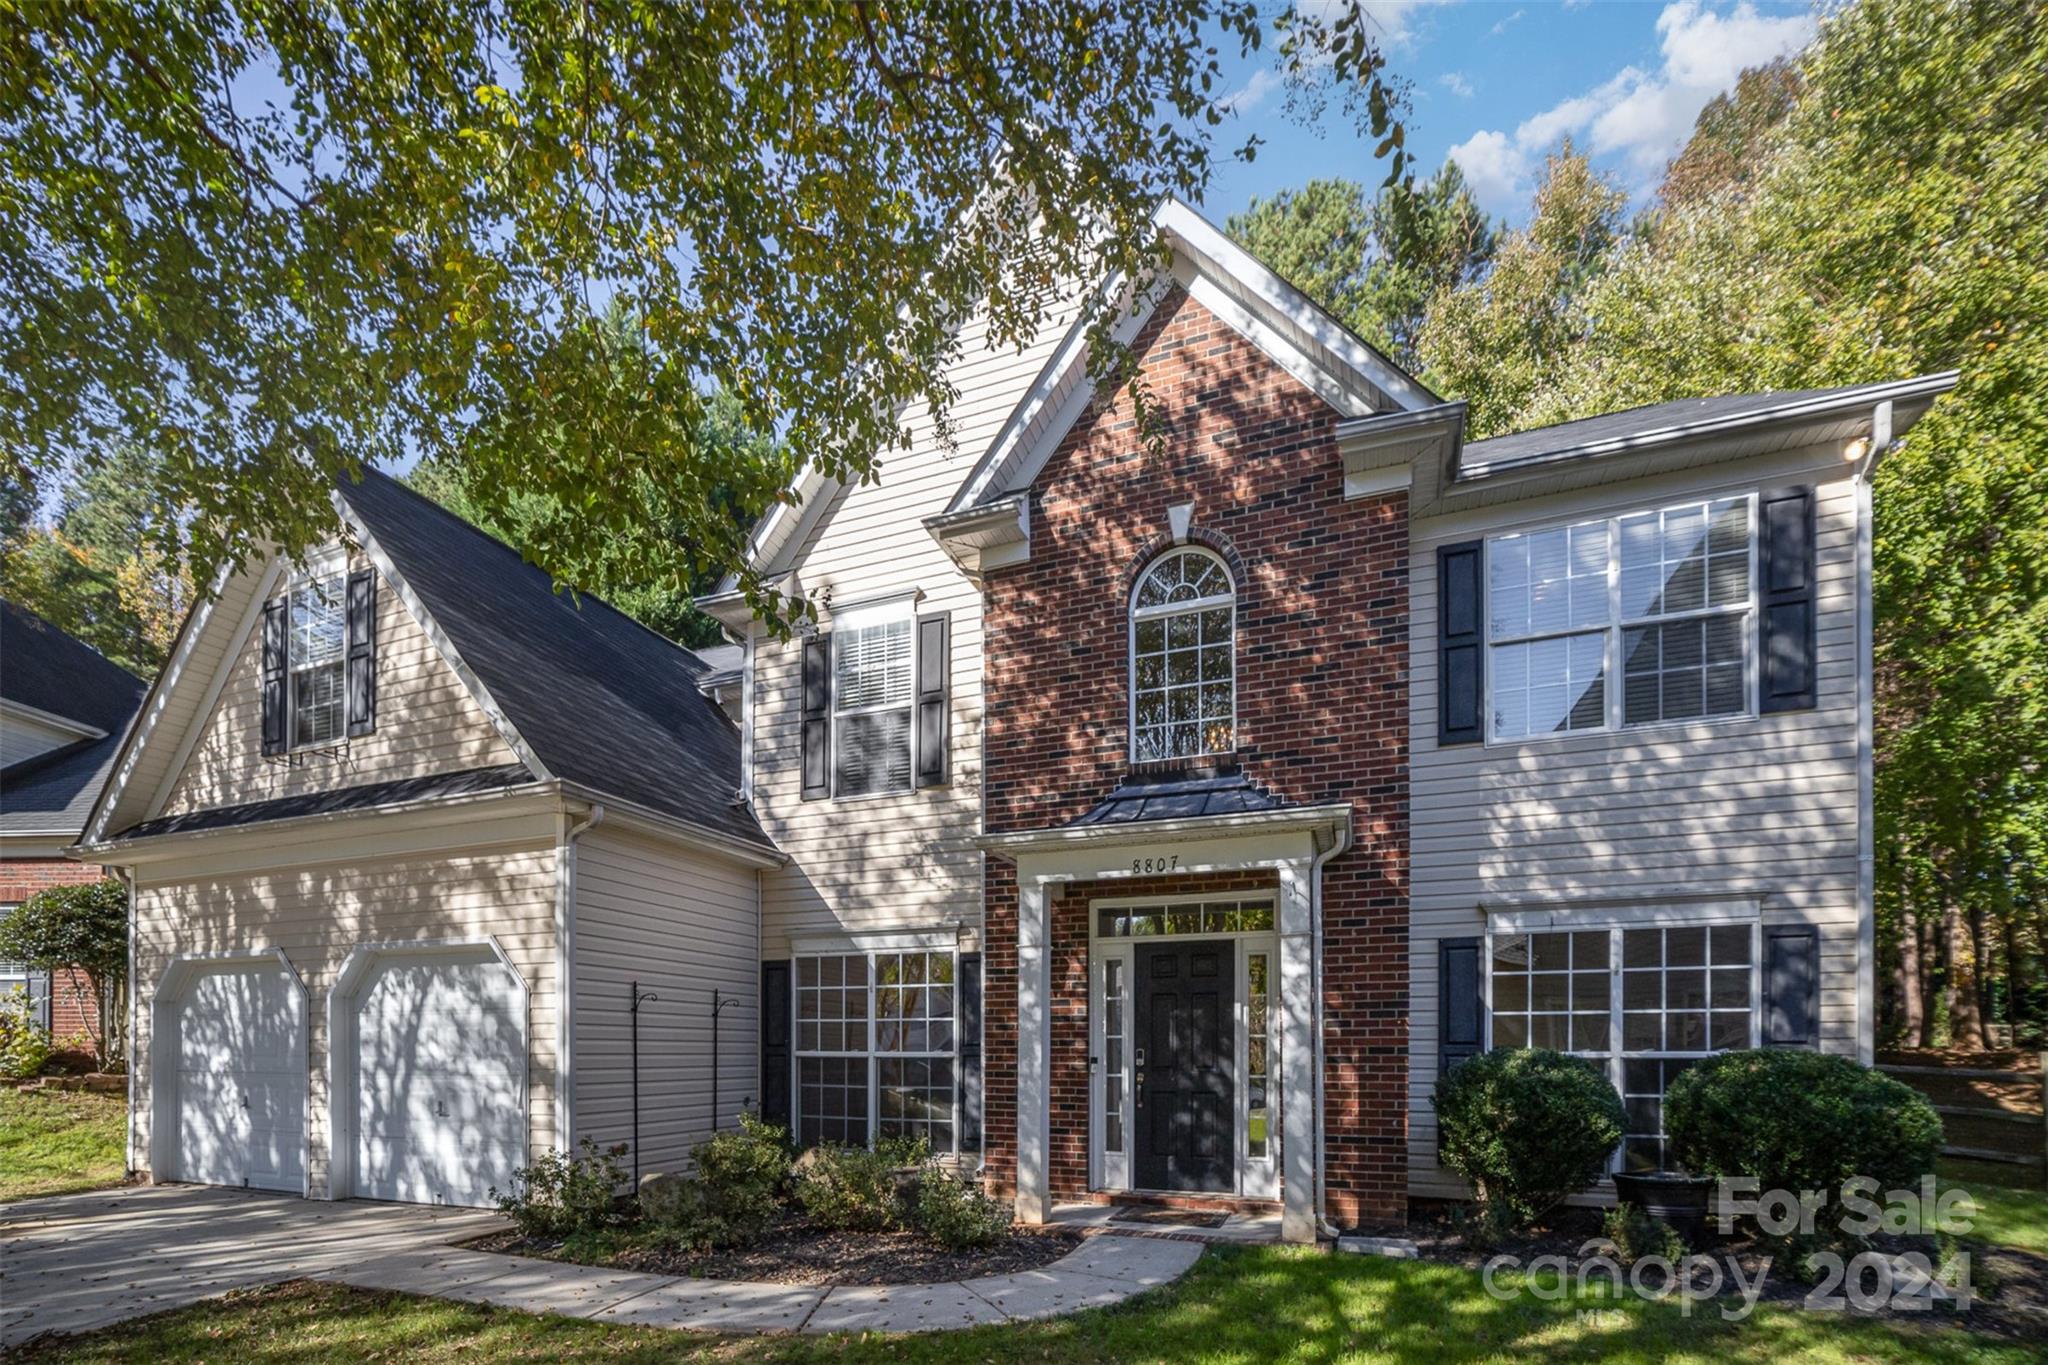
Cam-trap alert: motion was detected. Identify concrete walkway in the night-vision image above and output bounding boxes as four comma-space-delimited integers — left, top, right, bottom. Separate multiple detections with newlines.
315, 1228, 1203, 1334
2, 1184, 1203, 1345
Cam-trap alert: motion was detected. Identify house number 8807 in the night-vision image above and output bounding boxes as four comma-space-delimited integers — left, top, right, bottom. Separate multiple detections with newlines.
1132, 854, 1180, 874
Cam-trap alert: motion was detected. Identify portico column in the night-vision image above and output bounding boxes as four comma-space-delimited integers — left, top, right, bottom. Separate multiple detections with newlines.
1277, 859, 1319, 1243
1015, 878, 1053, 1224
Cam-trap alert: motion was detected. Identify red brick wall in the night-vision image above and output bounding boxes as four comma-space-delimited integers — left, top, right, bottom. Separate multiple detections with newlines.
0, 858, 110, 1045
979, 286, 1410, 1227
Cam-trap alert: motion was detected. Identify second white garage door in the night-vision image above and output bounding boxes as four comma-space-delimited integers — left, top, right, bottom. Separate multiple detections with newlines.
352, 950, 526, 1207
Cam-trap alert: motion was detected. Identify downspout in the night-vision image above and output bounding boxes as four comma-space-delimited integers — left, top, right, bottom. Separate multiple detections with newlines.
1310, 820, 1352, 1240
116, 864, 136, 1176
556, 804, 605, 1153
1853, 402, 1888, 1066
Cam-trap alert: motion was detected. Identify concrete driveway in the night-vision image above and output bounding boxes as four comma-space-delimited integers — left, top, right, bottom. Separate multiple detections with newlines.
0, 1183, 502, 1349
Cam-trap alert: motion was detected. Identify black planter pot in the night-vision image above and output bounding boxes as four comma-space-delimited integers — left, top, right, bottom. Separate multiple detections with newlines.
1612, 1171, 1716, 1242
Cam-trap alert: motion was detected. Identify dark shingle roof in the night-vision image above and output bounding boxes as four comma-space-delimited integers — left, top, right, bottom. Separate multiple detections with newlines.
1067, 773, 1287, 827
1, 599, 146, 734
340, 469, 770, 851
116, 764, 536, 841
1458, 385, 1879, 474
1, 600, 146, 836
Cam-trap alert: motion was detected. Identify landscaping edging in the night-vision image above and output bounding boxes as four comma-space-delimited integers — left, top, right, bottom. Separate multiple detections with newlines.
317, 1230, 1204, 1334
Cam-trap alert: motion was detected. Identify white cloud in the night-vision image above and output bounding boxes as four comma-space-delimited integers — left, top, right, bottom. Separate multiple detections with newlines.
1339, 0, 1457, 53
1446, 1, 1814, 215
1221, 67, 1283, 115
1489, 9, 1526, 38
1439, 71, 1476, 99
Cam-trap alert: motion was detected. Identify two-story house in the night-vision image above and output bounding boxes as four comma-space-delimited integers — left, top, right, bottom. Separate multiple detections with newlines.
91, 198, 1951, 1241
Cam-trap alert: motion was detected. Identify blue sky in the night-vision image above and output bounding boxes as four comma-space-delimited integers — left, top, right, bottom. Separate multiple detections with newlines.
1195, 1, 1818, 225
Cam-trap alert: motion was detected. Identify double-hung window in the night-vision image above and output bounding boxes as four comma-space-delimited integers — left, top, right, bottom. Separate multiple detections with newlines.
795, 949, 958, 1152
1488, 919, 1758, 1173
833, 607, 914, 797
289, 578, 346, 748
1486, 496, 1754, 741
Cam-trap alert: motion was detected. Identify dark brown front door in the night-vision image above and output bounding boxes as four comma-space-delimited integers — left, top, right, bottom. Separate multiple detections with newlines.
1133, 940, 1235, 1192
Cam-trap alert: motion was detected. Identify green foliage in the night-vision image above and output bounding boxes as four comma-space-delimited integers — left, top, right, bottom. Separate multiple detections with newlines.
0, 995, 52, 1079
1601, 1205, 1687, 1266
1664, 1050, 1944, 1230
0, 880, 128, 1069
1225, 163, 1495, 370
0, 4, 1408, 622
642, 1113, 792, 1251
791, 1144, 908, 1233
913, 1167, 1010, 1251
1658, 58, 1801, 211
1434, 1048, 1625, 1229
493, 1139, 628, 1240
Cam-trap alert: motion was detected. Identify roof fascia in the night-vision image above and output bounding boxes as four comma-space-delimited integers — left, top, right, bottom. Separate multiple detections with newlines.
144, 553, 286, 819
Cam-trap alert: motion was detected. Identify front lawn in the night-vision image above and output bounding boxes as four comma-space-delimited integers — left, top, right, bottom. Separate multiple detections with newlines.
1939, 1159, 2048, 1256
19, 1245, 2033, 1364
0, 1086, 126, 1201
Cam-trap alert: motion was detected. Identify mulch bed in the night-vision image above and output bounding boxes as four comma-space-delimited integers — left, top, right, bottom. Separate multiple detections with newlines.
468, 1213, 1084, 1287
1400, 1203, 2047, 1342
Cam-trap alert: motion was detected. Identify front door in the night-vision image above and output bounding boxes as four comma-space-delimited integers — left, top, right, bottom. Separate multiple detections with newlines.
1134, 940, 1235, 1192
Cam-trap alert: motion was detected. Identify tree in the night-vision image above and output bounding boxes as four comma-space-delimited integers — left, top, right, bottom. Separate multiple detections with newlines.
1224, 161, 1494, 369
0, 880, 129, 1070
1659, 58, 1801, 211
0, 3, 1411, 626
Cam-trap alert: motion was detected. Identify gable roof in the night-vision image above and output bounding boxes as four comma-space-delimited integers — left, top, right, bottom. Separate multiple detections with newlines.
0, 601, 146, 838
335, 469, 770, 851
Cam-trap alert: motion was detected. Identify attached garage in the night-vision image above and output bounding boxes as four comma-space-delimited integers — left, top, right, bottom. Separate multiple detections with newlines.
332, 941, 528, 1207
151, 951, 308, 1193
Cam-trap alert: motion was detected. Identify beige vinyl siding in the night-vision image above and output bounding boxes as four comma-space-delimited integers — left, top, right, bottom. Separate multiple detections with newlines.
1406, 452, 1866, 1198
130, 816, 561, 1199
751, 292, 1079, 956
164, 556, 519, 814
570, 826, 762, 1174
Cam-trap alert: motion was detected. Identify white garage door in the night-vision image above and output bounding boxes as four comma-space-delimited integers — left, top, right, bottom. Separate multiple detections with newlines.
353, 951, 525, 1207
172, 961, 306, 1192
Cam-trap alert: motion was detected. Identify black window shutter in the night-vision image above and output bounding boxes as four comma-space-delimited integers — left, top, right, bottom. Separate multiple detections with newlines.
345, 567, 378, 738
1438, 541, 1485, 744
760, 960, 792, 1130
1438, 936, 1486, 1077
800, 633, 832, 801
260, 597, 289, 756
957, 951, 983, 1152
1763, 925, 1820, 1048
1759, 486, 1817, 713
915, 613, 951, 788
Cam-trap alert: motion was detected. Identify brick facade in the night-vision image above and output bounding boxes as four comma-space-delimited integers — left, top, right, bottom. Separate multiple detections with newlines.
979, 286, 1410, 1228
0, 857, 108, 1045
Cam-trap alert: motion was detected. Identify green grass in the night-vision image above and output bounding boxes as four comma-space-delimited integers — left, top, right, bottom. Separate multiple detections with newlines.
0, 1086, 126, 1201
19, 1246, 2029, 1364
1938, 1159, 2048, 1255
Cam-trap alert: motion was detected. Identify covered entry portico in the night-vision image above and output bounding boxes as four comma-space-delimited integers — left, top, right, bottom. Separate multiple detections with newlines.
980, 779, 1351, 1244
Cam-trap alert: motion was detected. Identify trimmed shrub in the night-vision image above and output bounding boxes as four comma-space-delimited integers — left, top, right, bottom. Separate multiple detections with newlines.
792, 1144, 903, 1231
0, 995, 52, 1078
1664, 1049, 1943, 1235
914, 1167, 1009, 1250
642, 1113, 791, 1250
1434, 1048, 1625, 1229
1601, 1205, 1686, 1266
493, 1139, 627, 1239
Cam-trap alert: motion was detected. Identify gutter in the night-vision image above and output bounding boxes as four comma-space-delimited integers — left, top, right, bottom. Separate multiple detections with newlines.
556, 803, 605, 1154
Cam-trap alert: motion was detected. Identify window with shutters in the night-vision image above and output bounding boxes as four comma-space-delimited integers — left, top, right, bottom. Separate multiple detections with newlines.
289, 577, 346, 748
1130, 547, 1235, 762
832, 606, 914, 797
1485, 494, 1755, 742
794, 949, 957, 1153
1486, 918, 1758, 1173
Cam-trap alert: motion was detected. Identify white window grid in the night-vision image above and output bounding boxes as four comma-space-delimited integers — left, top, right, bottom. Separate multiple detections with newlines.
1129, 547, 1236, 762
832, 614, 915, 797
1483, 494, 1757, 743
1247, 951, 1271, 1161
1102, 957, 1127, 1156
794, 949, 958, 1154
1485, 922, 1760, 1174
288, 577, 345, 749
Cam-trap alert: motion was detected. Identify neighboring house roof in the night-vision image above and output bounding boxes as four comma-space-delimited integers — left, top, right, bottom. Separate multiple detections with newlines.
336, 469, 771, 850
0, 600, 147, 838
689, 643, 744, 690
114, 763, 535, 842
1067, 773, 1288, 827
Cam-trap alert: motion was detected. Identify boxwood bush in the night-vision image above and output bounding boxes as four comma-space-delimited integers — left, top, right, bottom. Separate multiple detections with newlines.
1664, 1049, 1943, 1231
1434, 1048, 1625, 1230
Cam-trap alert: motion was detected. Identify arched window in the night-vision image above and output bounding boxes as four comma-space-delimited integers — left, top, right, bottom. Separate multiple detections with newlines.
1130, 546, 1235, 762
